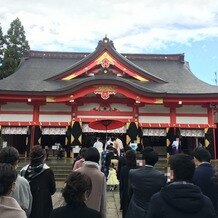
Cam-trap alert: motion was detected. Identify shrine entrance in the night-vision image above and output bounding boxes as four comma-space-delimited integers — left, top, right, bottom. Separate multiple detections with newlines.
142, 128, 167, 156
82, 120, 126, 148
1, 126, 28, 154
179, 129, 205, 155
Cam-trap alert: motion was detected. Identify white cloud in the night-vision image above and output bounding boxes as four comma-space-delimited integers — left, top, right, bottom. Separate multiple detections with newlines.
0, 0, 218, 52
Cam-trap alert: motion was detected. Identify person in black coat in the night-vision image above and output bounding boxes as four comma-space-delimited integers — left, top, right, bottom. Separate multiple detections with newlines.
50, 171, 101, 218
147, 154, 216, 218
20, 145, 56, 218
117, 146, 131, 180
101, 145, 115, 177
125, 147, 166, 218
192, 147, 218, 214
120, 150, 138, 217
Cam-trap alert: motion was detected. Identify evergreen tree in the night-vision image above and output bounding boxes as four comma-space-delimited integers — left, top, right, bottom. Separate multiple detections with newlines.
1, 18, 29, 78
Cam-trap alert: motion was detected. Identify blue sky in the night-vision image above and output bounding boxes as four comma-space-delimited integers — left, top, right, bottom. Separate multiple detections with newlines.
0, 0, 218, 85
154, 38, 218, 85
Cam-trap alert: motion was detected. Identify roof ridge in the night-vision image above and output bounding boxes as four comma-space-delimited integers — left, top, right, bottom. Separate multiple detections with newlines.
27, 51, 184, 62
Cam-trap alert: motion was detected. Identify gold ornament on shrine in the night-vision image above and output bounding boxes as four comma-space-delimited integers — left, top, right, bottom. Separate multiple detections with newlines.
94, 85, 117, 100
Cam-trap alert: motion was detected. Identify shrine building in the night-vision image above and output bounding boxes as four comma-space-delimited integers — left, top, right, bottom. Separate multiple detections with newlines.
0, 37, 218, 158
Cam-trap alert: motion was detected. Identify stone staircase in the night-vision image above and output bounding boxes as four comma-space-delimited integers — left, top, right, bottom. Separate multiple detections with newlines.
49, 163, 72, 181
155, 157, 168, 173
17, 156, 173, 181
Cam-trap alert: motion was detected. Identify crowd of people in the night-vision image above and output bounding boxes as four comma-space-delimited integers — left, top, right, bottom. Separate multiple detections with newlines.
0, 136, 218, 218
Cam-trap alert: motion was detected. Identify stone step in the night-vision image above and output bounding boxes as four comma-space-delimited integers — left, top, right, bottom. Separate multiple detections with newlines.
55, 174, 69, 179
156, 167, 167, 171
55, 177, 68, 182
52, 169, 72, 172
17, 157, 170, 181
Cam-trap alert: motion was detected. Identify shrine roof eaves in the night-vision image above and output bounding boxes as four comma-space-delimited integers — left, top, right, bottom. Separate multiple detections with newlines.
27, 50, 184, 62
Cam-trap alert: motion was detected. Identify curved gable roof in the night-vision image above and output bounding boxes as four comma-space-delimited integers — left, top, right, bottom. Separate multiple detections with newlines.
47, 37, 165, 83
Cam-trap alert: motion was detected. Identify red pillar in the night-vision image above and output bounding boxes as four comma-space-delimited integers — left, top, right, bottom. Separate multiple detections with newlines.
30, 104, 40, 149
207, 107, 214, 126
170, 106, 176, 126
30, 126, 35, 149
33, 104, 40, 123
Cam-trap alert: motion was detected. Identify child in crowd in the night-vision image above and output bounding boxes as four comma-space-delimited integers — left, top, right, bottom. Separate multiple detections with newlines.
106, 163, 119, 191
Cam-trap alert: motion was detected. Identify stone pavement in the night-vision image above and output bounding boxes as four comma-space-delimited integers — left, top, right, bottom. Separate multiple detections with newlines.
52, 181, 122, 218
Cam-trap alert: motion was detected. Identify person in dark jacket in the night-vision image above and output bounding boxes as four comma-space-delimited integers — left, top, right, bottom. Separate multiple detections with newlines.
120, 150, 138, 217
192, 147, 218, 214
101, 145, 115, 177
147, 153, 216, 218
117, 146, 131, 180
126, 147, 166, 218
50, 171, 101, 218
20, 145, 56, 218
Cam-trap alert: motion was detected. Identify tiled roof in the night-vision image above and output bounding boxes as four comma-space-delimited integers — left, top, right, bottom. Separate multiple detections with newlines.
0, 39, 218, 96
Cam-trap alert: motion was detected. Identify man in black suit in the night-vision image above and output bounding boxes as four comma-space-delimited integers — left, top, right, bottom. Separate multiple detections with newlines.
126, 147, 166, 218
192, 147, 218, 215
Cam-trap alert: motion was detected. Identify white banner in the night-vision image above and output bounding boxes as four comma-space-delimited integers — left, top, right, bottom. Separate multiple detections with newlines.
42, 127, 66, 135
1, 127, 28, 135
143, 128, 166, 136
180, 129, 205, 137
